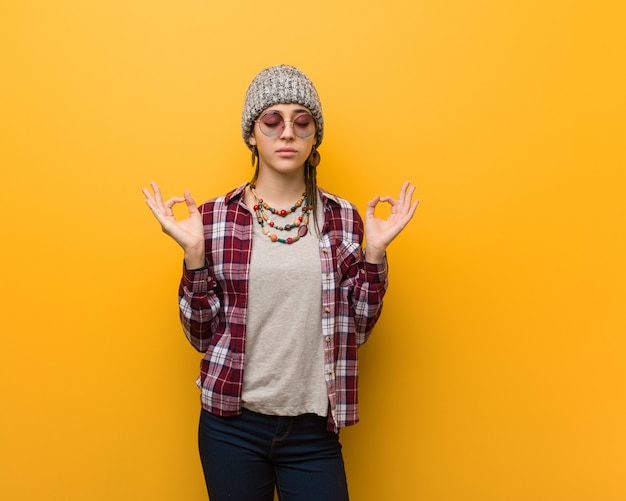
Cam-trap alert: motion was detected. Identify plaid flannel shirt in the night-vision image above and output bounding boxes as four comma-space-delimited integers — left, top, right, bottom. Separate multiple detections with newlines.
179, 183, 388, 432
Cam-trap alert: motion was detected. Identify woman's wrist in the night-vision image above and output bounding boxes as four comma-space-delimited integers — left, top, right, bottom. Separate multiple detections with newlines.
364, 246, 386, 264
184, 244, 206, 270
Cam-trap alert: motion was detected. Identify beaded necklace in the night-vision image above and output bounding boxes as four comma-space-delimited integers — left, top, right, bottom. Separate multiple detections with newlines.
250, 185, 311, 244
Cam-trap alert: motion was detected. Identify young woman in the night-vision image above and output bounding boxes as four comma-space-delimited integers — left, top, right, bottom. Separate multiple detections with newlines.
143, 65, 418, 501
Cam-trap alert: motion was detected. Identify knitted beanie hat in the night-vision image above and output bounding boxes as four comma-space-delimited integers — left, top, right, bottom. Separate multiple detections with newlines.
241, 65, 323, 151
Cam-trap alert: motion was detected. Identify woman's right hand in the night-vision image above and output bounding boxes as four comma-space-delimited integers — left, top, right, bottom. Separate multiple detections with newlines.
142, 181, 206, 269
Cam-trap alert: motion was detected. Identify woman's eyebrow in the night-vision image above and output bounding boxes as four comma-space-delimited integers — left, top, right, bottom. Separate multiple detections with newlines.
267, 107, 311, 115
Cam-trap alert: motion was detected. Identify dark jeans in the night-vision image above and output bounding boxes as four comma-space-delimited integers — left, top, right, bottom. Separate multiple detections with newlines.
198, 408, 350, 501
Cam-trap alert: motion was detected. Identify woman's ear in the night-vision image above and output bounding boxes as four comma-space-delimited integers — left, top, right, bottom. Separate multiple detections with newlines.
248, 133, 256, 146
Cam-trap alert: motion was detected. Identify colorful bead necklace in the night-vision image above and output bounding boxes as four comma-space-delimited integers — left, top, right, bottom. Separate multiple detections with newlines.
250, 185, 311, 244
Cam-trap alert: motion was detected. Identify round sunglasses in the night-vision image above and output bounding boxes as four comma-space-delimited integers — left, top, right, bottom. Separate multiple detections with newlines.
255, 111, 316, 139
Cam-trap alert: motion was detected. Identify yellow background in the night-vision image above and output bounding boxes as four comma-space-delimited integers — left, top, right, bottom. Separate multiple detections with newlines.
1, 1, 625, 499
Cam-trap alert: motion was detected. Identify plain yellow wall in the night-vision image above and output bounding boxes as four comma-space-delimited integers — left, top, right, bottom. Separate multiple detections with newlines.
1, 1, 625, 500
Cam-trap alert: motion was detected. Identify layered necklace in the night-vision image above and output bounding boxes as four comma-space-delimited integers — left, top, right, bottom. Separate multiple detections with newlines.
250, 185, 311, 244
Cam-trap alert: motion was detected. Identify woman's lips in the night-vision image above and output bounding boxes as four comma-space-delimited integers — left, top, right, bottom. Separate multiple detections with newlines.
276, 148, 297, 157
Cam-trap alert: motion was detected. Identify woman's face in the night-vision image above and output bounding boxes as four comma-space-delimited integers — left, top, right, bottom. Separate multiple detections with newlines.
249, 103, 316, 178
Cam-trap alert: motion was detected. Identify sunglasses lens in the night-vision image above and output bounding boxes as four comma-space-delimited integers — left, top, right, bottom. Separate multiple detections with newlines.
292, 114, 316, 138
259, 113, 283, 136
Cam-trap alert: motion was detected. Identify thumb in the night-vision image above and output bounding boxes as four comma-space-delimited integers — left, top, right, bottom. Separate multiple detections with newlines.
183, 190, 200, 214
366, 195, 380, 217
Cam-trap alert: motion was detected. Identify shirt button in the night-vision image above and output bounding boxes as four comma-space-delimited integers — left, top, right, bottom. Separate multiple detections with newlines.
322, 248, 329, 254
325, 274, 331, 279
327, 369, 334, 376
325, 336, 331, 343
324, 307, 331, 314
360, 269, 366, 275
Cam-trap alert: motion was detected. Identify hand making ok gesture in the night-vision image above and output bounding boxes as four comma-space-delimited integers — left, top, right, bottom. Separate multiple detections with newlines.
142, 181, 206, 269
364, 181, 419, 264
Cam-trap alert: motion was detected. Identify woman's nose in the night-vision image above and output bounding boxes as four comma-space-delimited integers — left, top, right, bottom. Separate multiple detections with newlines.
280, 121, 296, 139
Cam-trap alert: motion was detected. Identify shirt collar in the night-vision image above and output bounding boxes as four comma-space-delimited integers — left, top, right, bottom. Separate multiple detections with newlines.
319, 188, 341, 208
223, 183, 248, 205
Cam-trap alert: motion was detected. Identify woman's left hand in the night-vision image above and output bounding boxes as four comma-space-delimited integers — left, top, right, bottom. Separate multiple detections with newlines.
364, 181, 419, 263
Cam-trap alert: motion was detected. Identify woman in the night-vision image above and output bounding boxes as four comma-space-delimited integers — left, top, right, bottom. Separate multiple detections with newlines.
143, 65, 418, 501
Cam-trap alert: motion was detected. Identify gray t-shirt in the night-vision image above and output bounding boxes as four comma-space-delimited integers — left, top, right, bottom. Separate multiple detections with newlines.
241, 197, 328, 417
242, 200, 328, 416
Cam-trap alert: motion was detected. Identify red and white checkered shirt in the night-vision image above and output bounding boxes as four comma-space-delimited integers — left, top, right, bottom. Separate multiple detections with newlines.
179, 183, 388, 432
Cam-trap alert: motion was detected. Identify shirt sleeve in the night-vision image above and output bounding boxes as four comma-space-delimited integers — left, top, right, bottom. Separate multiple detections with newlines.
350, 252, 388, 346
178, 261, 221, 352
331, 201, 388, 347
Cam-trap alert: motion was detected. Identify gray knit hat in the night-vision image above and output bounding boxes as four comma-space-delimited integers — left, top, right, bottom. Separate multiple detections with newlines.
241, 65, 323, 151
